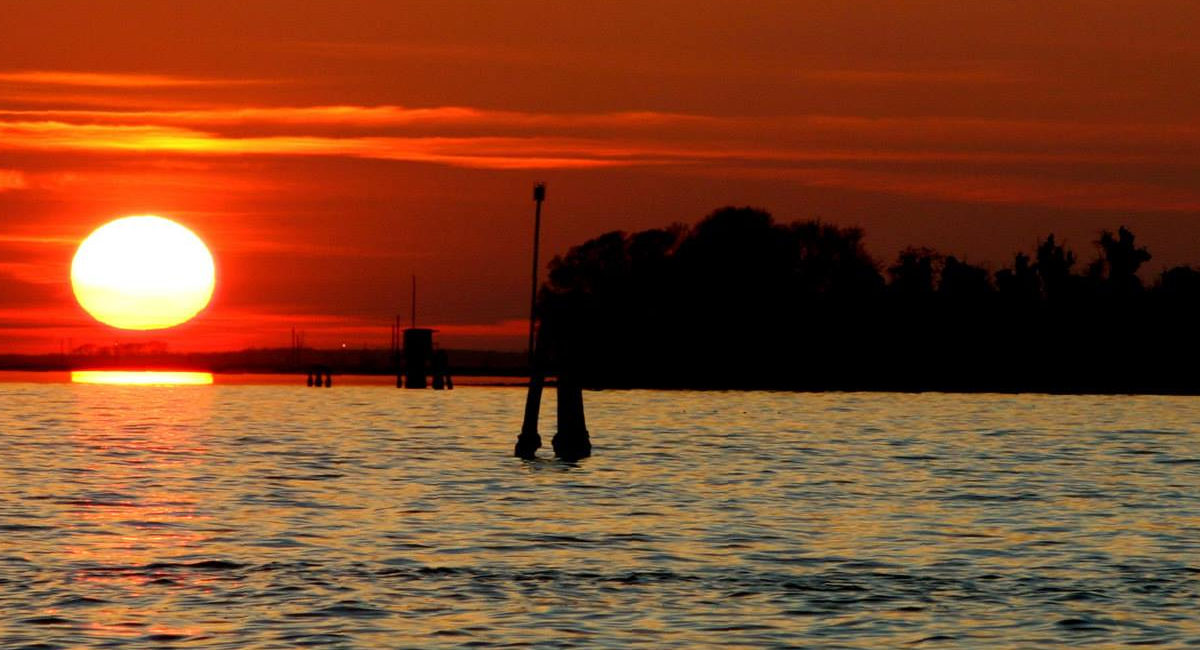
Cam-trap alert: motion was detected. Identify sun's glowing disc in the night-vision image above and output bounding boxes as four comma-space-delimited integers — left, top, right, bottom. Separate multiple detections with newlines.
71, 216, 215, 330
71, 371, 214, 385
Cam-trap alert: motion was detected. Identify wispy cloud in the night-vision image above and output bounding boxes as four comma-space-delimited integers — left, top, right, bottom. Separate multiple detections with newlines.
0, 260, 63, 286
0, 307, 77, 327
0, 70, 259, 88
797, 67, 1024, 84
0, 116, 1189, 172
0, 168, 26, 191
0, 233, 75, 245
3, 105, 1197, 155
429, 318, 529, 338
0, 105, 718, 130
0, 121, 646, 168
772, 167, 1200, 212
3, 103, 1197, 208
6, 102, 1200, 162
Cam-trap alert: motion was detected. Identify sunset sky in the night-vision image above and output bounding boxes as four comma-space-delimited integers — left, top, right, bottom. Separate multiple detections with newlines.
2, 1, 1199, 353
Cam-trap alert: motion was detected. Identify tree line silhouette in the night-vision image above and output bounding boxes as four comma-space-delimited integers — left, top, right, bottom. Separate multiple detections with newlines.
536, 206, 1200, 393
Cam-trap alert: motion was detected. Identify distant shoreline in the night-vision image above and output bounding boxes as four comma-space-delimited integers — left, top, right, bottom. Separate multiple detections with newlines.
3, 366, 1200, 396
0, 369, 528, 387
0, 346, 528, 377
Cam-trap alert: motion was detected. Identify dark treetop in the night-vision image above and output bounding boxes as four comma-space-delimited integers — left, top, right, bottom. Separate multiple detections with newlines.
537, 206, 1200, 393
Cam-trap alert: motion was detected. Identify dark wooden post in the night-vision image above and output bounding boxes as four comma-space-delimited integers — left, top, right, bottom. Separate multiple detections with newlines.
550, 320, 590, 460
515, 366, 544, 458
552, 370, 590, 461
516, 183, 547, 458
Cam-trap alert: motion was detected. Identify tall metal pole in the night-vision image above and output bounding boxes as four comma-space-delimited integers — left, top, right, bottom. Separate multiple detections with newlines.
528, 183, 545, 366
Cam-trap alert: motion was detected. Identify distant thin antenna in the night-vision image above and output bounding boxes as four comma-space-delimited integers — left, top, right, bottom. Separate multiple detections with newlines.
411, 274, 417, 329
391, 315, 400, 354
528, 182, 546, 365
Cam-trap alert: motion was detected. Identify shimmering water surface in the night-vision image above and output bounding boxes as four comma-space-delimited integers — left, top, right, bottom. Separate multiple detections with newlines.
1, 377, 1198, 648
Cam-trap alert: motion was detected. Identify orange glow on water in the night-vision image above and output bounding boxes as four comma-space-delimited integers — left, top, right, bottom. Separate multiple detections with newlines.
71, 370, 214, 385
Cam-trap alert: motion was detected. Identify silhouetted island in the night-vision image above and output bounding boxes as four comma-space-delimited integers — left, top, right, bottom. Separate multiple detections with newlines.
533, 206, 1200, 394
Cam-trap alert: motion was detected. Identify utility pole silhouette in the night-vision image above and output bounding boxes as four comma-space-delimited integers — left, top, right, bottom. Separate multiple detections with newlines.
528, 183, 545, 364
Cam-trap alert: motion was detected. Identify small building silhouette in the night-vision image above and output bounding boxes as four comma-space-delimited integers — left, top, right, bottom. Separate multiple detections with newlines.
394, 275, 452, 389
402, 327, 434, 389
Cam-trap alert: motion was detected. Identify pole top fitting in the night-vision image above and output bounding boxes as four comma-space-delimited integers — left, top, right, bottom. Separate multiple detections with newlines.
533, 182, 546, 202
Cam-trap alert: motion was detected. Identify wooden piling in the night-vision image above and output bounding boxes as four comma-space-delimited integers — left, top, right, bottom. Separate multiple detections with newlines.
516, 182, 547, 458
552, 378, 589, 461
515, 367, 544, 458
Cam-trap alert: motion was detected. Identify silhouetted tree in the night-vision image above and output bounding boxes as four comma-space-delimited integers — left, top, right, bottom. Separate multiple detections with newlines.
788, 221, 883, 297
995, 252, 1039, 303
544, 230, 630, 298
538, 212, 1192, 393
940, 256, 992, 300
1091, 226, 1151, 296
1034, 234, 1076, 301
888, 247, 940, 297
540, 206, 883, 388
1158, 265, 1200, 299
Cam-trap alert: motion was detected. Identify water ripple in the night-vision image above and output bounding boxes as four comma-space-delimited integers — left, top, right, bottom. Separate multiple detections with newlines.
0, 383, 1198, 647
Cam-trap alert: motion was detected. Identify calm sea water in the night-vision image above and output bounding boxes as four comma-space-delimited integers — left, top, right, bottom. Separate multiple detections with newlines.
1, 376, 1198, 648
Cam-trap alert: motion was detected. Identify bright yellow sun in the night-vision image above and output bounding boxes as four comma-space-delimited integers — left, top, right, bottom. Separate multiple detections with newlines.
71, 215, 216, 330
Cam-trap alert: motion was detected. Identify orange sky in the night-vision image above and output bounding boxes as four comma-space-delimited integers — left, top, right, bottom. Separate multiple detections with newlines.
2, 0, 1199, 353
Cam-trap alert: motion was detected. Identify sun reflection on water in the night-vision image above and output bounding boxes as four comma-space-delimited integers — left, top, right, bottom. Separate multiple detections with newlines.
70, 371, 214, 385
57, 380, 215, 641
